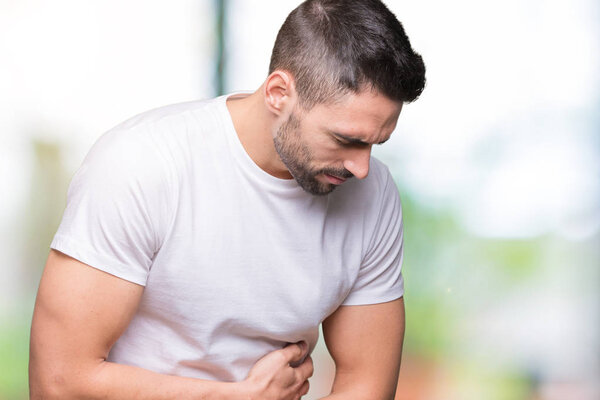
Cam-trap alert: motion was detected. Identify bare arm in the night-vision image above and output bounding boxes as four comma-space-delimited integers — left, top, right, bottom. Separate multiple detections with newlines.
29, 250, 312, 400
320, 297, 405, 400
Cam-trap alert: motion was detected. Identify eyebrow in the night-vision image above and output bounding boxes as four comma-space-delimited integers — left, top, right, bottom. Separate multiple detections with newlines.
330, 131, 389, 146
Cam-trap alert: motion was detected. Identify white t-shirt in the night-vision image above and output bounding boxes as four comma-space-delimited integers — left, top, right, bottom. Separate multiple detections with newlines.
50, 93, 404, 382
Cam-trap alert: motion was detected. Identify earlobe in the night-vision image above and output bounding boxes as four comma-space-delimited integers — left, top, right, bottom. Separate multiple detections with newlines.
263, 70, 296, 116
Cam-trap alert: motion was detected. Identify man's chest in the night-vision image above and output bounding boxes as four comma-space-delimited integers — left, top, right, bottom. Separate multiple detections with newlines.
143, 193, 365, 342
113, 204, 365, 381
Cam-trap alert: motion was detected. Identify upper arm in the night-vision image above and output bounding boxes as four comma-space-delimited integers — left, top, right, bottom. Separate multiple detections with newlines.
29, 249, 144, 395
322, 297, 405, 399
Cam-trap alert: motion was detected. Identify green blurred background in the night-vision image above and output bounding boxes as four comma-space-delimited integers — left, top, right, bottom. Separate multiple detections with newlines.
1, 1, 598, 399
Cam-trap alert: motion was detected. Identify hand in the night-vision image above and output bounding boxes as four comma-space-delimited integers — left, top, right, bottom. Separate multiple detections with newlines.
242, 341, 314, 400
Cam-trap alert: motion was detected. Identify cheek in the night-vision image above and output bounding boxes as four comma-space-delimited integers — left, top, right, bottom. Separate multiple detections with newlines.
311, 145, 345, 167
303, 132, 343, 163
314, 135, 339, 154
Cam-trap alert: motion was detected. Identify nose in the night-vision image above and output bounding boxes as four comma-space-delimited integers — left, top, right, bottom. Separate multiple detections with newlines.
343, 146, 371, 180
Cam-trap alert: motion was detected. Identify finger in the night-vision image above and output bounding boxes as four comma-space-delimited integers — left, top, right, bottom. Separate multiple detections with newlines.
299, 380, 310, 396
294, 355, 314, 381
281, 341, 307, 364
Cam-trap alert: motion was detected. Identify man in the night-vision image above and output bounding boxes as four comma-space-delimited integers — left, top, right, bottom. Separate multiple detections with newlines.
29, 0, 425, 398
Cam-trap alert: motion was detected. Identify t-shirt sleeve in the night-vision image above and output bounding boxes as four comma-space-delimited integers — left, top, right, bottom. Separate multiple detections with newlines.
342, 168, 404, 305
50, 128, 174, 286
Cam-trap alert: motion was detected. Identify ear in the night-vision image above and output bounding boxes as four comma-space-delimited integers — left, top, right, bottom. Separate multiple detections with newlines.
263, 70, 297, 116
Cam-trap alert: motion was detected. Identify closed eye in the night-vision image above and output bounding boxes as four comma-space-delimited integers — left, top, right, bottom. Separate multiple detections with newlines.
333, 136, 350, 145
335, 137, 370, 149
329, 131, 379, 147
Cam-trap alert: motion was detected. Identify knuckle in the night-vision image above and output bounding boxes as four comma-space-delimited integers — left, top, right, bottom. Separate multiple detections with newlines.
274, 351, 288, 364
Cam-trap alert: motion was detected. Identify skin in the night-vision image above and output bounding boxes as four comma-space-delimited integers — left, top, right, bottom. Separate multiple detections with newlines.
322, 298, 405, 399
228, 71, 406, 399
30, 250, 313, 400
227, 71, 402, 193
30, 70, 406, 399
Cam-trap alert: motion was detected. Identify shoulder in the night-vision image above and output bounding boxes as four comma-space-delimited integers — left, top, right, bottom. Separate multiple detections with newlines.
365, 157, 394, 192
83, 96, 227, 181
111, 97, 222, 133
326, 157, 400, 232
333, 157, 396, 203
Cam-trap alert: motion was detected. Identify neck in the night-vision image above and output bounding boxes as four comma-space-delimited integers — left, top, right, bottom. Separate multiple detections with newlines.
226, 88, 292, 179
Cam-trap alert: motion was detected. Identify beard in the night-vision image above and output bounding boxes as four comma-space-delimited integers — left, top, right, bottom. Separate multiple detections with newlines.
273, 111, 353, 196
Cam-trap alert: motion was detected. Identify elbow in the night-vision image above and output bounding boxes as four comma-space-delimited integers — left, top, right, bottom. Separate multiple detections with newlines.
29, 340, 103, 399
30, 368, 73, 400
29, 361, 95, 400
29, 375, 62, 400
30, 383, 63, 400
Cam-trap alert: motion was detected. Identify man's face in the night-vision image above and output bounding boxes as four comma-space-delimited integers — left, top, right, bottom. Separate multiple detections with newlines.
273, 89, 403, 195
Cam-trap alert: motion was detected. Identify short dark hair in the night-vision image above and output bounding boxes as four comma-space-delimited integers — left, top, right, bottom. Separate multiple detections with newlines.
269, 0, 426, 109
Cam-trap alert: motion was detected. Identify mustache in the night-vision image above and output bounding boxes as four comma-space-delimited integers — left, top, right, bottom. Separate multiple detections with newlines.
318, 168, 354, 179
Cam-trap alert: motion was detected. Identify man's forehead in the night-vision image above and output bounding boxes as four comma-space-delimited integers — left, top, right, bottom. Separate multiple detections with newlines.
316, 90, 401, 117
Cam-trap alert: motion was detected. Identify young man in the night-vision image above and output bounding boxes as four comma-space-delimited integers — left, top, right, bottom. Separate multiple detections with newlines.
29, 0, 425, 399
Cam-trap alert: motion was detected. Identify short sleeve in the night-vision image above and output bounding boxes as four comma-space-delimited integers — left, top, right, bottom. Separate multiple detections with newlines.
50, 128, 174, 286
342, 170, 404, 305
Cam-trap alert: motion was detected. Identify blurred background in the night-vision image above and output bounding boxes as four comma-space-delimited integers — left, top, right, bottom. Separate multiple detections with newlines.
1, 0, 598, 399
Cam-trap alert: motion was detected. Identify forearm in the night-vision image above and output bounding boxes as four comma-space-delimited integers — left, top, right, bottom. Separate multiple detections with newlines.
320, 392, 361, 400
30, 359, 246, 400
320, 394, 367, 400
319, 384, 394, 400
